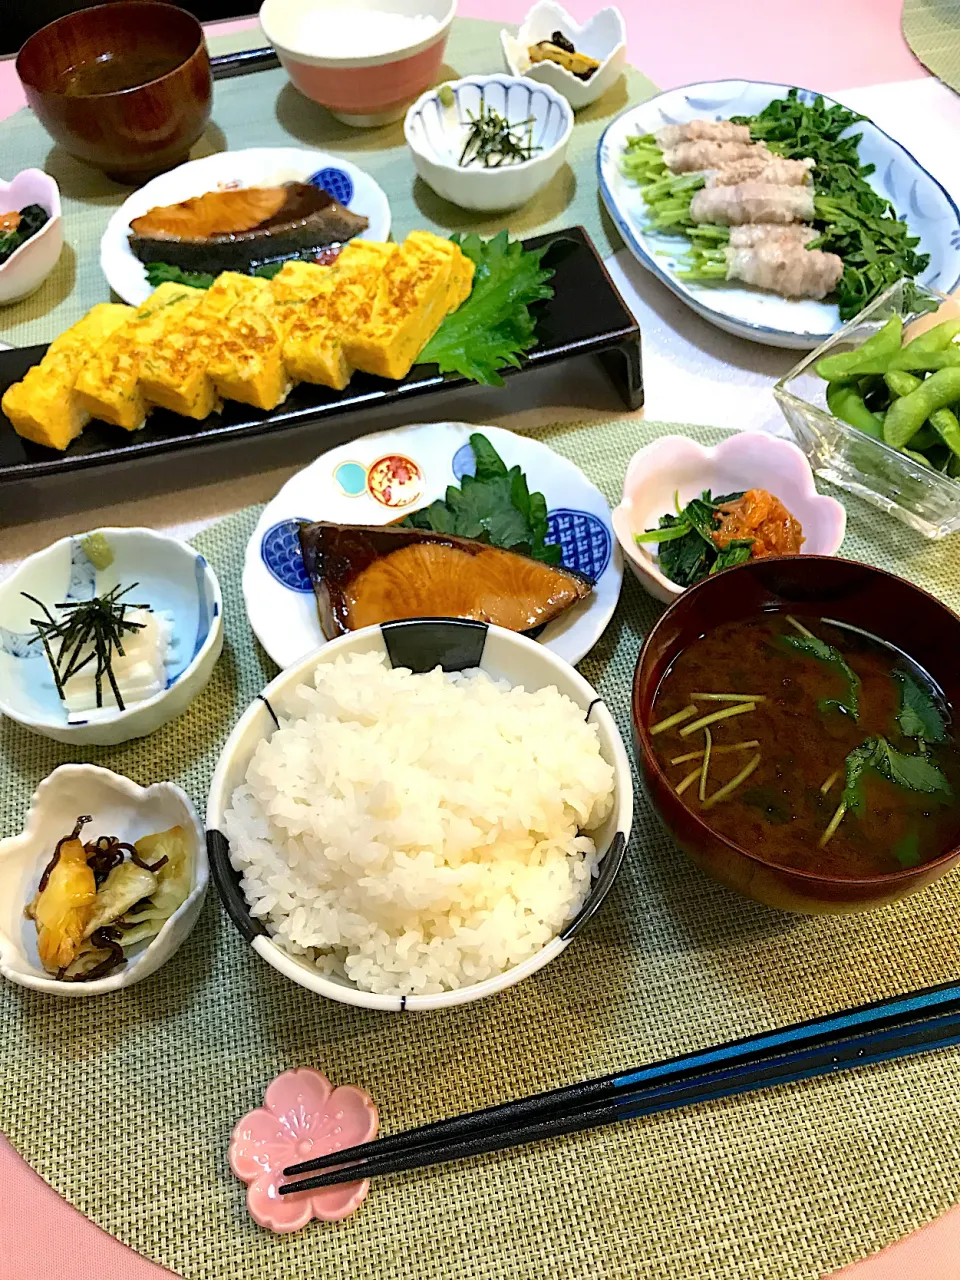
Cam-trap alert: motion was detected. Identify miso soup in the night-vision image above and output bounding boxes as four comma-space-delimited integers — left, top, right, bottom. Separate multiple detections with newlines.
649, 610, 960, 877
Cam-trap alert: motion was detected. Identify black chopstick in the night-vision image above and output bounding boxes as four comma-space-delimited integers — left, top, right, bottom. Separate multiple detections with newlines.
210, 47, 281, 80
279, 1006, 960, 1193
283, 976, 960, 1178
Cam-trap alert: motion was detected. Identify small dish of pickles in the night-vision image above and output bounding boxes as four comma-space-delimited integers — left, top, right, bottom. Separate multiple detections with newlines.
0, 764, 207, 996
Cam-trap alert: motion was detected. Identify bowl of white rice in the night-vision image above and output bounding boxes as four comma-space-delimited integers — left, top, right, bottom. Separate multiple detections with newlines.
206, 618, 632, 1011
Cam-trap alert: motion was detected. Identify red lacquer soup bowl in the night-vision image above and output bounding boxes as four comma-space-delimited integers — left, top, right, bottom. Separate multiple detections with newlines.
632, 555, 960, 915
260, 0, 457, 128
17, 2, 212, 183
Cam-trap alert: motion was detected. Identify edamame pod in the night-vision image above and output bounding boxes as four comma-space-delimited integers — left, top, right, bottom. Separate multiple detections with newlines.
815, 315, 902, 380
887, 347, 960, 373
930, 407, 960, 459
826, 381, 884, 439
884, 370, 922, 398
883, 368, 960, 449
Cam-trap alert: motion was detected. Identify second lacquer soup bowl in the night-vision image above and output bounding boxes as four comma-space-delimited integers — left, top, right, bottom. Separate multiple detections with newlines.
633, 556, 960, 915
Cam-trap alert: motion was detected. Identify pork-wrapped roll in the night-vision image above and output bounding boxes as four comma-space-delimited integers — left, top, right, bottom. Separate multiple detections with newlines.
725, 243, 844, 299
690, 182, 815, 225
706, 156, 815, 187
655, 120, 753, 149
728, 224, 818, 247
662, 140, 768, 174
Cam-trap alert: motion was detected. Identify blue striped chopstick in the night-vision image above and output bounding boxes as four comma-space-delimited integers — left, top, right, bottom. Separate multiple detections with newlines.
283, 976, 960, 1180
279, 1005, 960, 1193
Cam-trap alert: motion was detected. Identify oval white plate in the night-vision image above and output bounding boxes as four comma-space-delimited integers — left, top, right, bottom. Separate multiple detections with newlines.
598, 79, 960, 350
100, 147, 392, 306
243, 422, 623, 670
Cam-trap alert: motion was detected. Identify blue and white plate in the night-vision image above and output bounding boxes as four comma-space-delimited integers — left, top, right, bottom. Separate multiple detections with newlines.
100, 147, 392, 306
598, 79, 960, 349
243, 422, 623, 670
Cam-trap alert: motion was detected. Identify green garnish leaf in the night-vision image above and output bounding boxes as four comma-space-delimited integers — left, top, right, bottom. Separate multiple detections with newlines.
841, 735, 950, 815
841, 738, 878, 811
780, 632, 861, 720
144, 262, 216, 290
895, 669, 947, 743
873, 737, 951, 795
417, 231, 555, 386
401, 433, 563, 565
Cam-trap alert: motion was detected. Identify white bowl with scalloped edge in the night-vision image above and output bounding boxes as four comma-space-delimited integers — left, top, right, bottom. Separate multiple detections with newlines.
0, 765, 207, 996
612, 432, 847, 603
501, 2, 626, 111
0, 527, 222, 746
0, 169, 62, 306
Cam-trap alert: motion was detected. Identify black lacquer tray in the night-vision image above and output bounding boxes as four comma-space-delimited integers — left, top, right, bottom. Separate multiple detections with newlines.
0, 226, 643, 505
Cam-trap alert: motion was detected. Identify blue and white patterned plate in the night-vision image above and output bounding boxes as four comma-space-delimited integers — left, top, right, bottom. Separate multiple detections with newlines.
598, 80, 960, 349
243, 422, 623, 670
100, 147, 392, 306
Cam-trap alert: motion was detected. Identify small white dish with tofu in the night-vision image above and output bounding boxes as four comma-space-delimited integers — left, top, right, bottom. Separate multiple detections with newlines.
0, 764, 207, 996
0, 526, 223, 746
405, 74, 573, 212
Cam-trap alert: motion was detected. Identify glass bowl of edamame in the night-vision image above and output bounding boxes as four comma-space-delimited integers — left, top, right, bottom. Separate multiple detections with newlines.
774, 279, 960, 539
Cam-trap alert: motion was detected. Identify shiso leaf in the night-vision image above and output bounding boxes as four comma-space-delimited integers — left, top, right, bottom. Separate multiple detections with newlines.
417, 231, 556, 386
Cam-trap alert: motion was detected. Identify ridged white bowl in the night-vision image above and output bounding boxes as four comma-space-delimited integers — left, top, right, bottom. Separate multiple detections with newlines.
404, 74, 573, 211
501, 2, 626, 111
0, 765, 207, 997
0, 527, 223, 745
0, 169, 62, 306
612, 432, 847, 603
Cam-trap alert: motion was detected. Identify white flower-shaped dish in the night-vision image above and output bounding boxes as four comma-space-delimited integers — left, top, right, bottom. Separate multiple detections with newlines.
612, 432, 847, 603
0, 527, 223, 746
0, 765, 207, 996
501, 2, 626, 111
0, 169, 63, 306
405, 75, 573, 212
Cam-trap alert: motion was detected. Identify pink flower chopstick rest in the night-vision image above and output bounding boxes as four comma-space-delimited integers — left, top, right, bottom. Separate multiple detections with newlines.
229, 1067, 379, 1231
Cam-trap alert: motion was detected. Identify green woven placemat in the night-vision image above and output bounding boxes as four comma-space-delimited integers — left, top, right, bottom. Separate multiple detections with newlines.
2, 418, 960, 1280
0, 19, 655, 348
902, 0, 960, 91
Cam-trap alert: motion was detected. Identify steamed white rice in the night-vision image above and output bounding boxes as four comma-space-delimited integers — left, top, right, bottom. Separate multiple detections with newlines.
223, 651, 615, 996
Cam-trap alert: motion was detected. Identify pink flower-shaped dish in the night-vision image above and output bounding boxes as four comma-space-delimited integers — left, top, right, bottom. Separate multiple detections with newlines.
0, 169, 62, 306
230, 1068, 379, 1232
612, 431, 847, 603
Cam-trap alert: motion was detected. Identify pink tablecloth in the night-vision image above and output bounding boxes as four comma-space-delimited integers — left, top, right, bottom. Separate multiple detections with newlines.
3, 2, 959, 1277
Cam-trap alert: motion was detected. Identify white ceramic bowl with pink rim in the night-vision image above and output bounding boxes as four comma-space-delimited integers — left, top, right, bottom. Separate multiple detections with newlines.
260, 0, 457, 127
0, 170, 62, 306
612, 432, 847, 603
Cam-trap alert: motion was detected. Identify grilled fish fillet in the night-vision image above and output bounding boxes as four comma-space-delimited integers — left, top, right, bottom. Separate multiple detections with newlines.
299, 522, 594, 639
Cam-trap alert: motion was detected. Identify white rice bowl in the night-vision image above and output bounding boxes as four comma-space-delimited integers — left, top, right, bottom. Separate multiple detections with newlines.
222, 651, 616, 997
